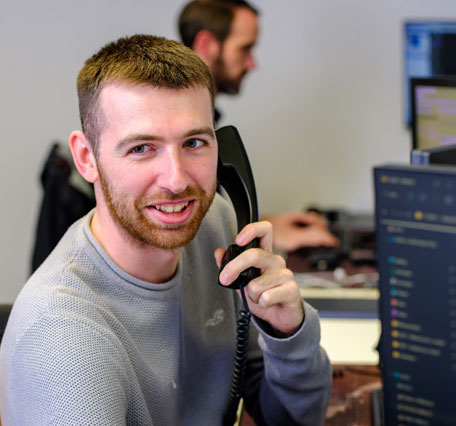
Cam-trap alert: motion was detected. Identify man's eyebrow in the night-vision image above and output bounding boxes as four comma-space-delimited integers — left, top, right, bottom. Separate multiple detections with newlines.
183, 126, 216, 139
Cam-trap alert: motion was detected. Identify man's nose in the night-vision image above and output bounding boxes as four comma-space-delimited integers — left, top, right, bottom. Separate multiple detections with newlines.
245, 52, 256, 71
159, 150, 189, 194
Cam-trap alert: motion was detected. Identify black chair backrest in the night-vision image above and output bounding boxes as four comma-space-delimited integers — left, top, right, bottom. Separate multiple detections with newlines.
0, 304, 12, 344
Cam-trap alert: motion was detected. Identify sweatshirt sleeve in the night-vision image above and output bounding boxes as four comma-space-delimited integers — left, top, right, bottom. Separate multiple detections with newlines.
243, 301, 332, 426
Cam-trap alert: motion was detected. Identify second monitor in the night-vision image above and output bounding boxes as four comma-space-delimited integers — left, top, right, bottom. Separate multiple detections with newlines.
411, 77, 456, 150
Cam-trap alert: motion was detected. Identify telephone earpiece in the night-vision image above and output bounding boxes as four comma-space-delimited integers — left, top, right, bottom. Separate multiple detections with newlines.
215, 125, 260, 290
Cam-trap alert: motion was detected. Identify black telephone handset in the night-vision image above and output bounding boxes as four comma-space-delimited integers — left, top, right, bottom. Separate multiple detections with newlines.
216, 125, 260, 289
215, 126, 260, 426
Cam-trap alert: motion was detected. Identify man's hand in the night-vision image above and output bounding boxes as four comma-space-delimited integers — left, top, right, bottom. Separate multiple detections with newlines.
263, 211, 339, 252
215, 221, 304, 336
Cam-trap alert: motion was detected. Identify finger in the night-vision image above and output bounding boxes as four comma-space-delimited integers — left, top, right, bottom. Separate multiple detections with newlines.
298, 228, 339, 247
286, 211, 327, 227
236, 221, 273, 251
252, 280, 305, 335
219, 248, 285, 286
214, 248, 226, 268
246, 268, 294, 304
255, 279, 301, 310
302, 211, 328, 227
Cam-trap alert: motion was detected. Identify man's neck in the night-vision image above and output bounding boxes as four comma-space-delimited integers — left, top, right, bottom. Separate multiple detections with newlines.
90, 208, 181, 284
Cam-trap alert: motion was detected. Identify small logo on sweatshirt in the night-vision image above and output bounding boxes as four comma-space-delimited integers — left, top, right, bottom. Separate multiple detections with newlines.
205, 309, 224, 327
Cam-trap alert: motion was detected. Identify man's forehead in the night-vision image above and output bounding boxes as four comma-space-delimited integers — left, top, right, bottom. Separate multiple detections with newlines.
97, 83, 214, 133
98, 82, 212, 109
229, 7, 259, 40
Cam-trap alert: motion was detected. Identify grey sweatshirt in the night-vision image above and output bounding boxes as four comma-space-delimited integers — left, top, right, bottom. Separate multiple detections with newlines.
0, 194, 331, 425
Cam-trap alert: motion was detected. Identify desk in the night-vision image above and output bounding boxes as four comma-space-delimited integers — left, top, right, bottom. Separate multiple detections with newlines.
320, 317, 380, 365
240, 364, 383, 426
240, 316, 382, 426
288, 246, 381, 365
326, 365, 382, 426
288, 250, 379, 322
292, 248, 382, 425
240, 248, 383, 425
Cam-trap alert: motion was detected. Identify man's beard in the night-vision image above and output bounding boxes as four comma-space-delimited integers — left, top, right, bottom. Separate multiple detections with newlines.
97, 164, 217, 250
212, 56, 245, 95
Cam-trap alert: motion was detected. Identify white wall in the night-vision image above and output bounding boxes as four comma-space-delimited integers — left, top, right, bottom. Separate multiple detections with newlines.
1, 0, 455, 303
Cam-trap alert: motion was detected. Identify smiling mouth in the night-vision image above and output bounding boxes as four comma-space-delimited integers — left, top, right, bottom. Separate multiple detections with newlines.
151, 201, 190, 213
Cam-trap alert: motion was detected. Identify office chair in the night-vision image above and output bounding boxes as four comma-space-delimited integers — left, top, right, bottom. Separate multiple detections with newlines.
31, 142, 95, 273
0, 304, 12, 344
0, 305, 11, 426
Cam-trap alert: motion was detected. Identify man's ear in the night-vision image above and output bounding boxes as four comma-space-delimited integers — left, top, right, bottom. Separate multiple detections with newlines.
68, 130, 99, 183
192, 30, 221, 67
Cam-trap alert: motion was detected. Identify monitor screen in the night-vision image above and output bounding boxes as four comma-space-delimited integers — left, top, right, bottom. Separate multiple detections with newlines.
411, 77, 456, 149
374, 164, 456, 425
404, 21, 456, 125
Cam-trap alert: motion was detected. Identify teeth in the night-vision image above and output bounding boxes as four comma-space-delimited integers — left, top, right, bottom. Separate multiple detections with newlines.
154, 202, 189, 213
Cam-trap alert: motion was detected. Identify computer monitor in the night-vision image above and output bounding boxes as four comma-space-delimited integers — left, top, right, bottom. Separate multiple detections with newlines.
404, 21, 456, 125
374, 164, 456, 425
411, 77, 456, 149
411, 143, 456, 165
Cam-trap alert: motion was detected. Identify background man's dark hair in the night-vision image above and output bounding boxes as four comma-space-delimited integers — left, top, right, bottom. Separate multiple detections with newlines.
77, 34, 214, 155
178, 0, 259, 48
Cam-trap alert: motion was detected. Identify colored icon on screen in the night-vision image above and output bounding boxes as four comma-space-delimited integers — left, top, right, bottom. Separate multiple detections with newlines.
414, 210, 424, 220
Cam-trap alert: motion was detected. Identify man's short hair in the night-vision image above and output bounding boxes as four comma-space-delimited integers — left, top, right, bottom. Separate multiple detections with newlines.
178, 0, 259, 48
77, 34, 214, 155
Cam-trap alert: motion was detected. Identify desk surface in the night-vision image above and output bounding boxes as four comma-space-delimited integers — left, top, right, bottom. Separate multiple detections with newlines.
320, 317, 380, 365
326, 365, 382, 426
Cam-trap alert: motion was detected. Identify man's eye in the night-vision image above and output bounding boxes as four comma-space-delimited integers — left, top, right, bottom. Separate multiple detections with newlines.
131, 145, 148, 154
185, 139, 204, 148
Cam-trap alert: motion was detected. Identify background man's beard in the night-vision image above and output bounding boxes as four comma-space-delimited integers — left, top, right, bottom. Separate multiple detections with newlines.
98, 169, 217, 250
213, 58, 244, 95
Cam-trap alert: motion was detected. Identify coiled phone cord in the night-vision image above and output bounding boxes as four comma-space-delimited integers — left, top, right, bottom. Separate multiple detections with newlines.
223, 285, 251, 426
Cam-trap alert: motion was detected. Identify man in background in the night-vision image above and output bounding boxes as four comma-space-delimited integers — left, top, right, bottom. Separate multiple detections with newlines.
178, 0, 339, 253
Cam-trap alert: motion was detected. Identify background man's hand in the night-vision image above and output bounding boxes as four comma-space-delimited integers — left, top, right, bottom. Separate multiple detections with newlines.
263, 211, 339, 252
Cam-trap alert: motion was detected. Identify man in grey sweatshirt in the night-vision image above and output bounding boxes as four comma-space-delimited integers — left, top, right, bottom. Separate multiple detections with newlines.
0, 34, 331, 426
